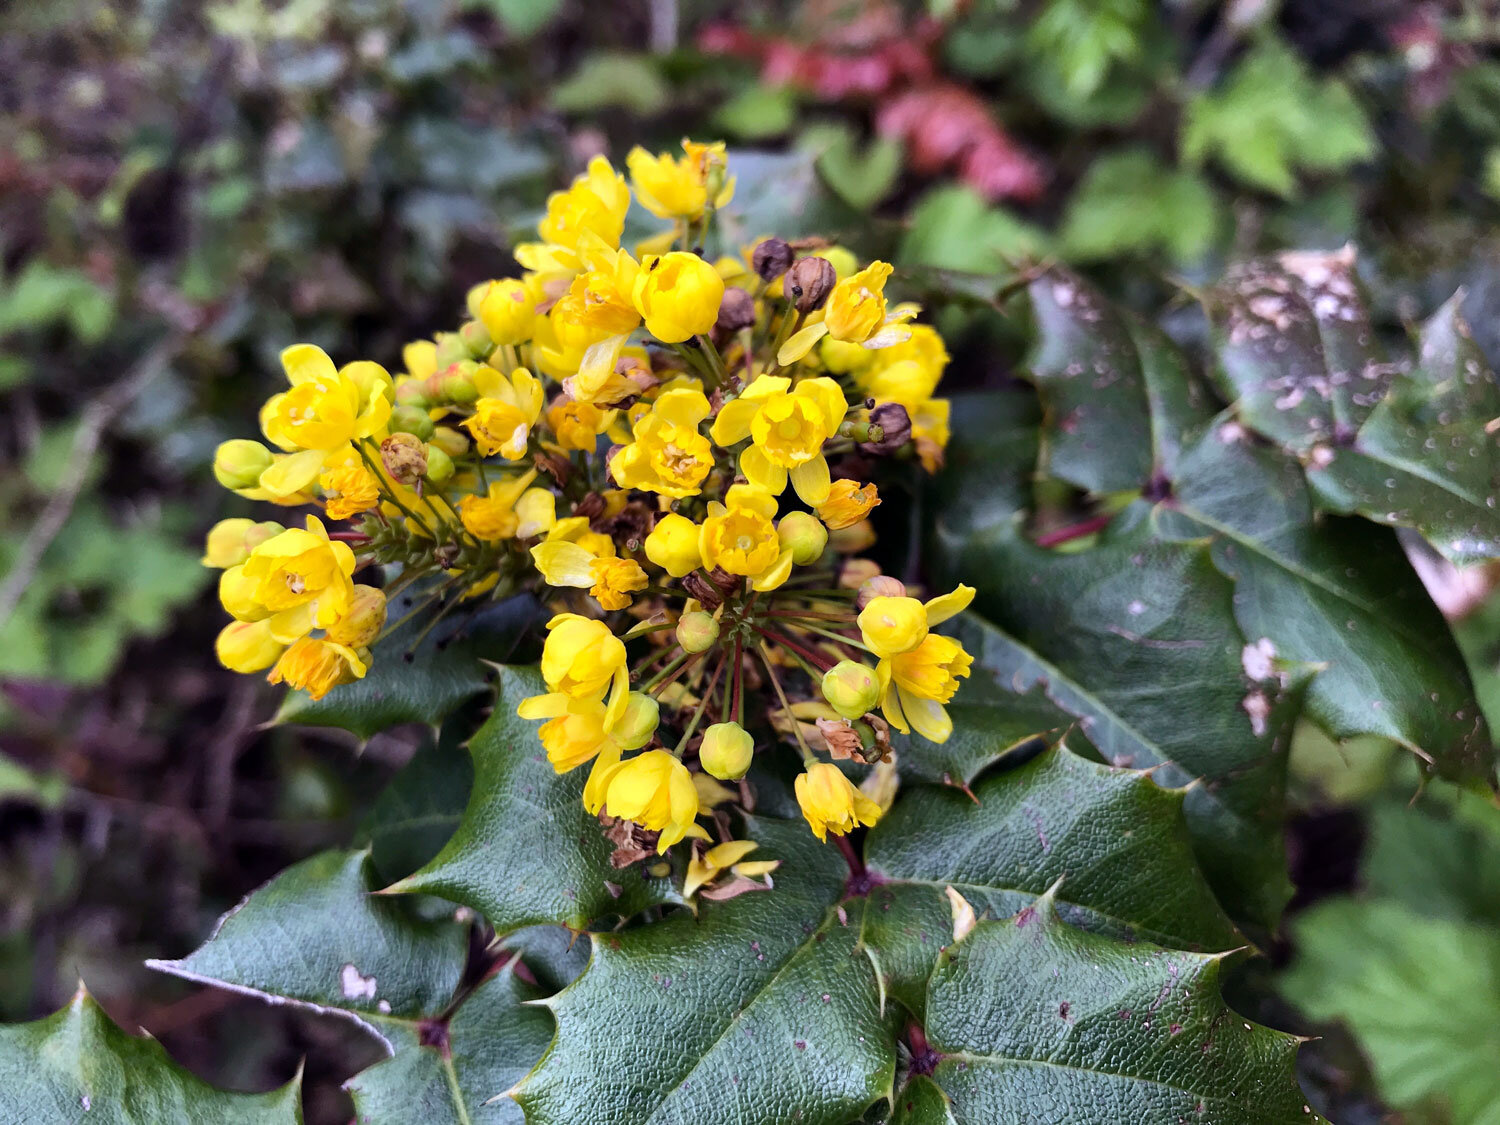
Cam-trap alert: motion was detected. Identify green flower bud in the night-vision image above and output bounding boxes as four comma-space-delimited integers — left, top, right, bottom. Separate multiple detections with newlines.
676, 611, 720, 653
614, 692, 660, 751
424, 443, 455, 482
213, 439, 275, 491
429, 425, 470, 458
388, 403, 435, 441
460, 319, 493, 357
434, 331, 468, 367
821, 660, 881, 720
777, 510, 828, 566
395, 380, 431, 408
438, 361, 479, 405
699, 721, 754, 780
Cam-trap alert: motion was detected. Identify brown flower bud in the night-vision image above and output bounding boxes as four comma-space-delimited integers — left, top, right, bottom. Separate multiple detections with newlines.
616, 355, 658, 397
858, 402, 913, 455
856, 574, 907, 609
715, 286, 755, 334
380, 432, 427, 486
752, 237, 793, 282
682, 571, 724, 609
783, 256, 837, 314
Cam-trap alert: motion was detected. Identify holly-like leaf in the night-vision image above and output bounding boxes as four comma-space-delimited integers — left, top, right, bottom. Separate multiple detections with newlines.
147, 849, 468, 1053
344, 963, 553, 1125
277, 591, 547, 740
359, 717, 476, 884
904, 892, 1322, 1124
862, 744, 1241, 1018
387, 665, 682, 933
0, 985, 302, 1122
514, 817, 898, 1125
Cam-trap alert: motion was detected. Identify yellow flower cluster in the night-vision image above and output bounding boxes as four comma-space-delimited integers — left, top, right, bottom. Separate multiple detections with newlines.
204, 140, 968, 877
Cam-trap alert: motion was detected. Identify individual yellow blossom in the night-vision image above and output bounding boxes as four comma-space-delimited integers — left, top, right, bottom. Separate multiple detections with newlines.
795, 761, 882, 841
878, 633, 974, 743
258, 345, 393, 498
644, 513, 702, 577
817, 480, 880, 530
214, 620, 285, 673
627, 139, 735, 221
709, 375, 846, 505
585, 749, 705, 852
463, 367, 544, 459
609, 388, 714, 498
857, 585, 973, 658
517, 690, 661, 774
777, 261, 916, 365
533, 612, 630, 715
530, 155, 631, 259
235, 516, 358, 642
326, 585, 387, 648
553, 247, 641, 337
683, 839, 779, 899
546, 398, 616, 452
318, 447, 381, 520
633, 252, 725, 344
458, 469, 539, 541
699, 721, 754, 780
202, 519, 282, 568
699, 484, 794, 591
474, 278, 536, 346
268, 636, 367, 701
532, 534, 648, 610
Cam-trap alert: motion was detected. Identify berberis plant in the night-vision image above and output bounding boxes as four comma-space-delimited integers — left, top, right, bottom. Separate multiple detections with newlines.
5, 142, 1499, 1124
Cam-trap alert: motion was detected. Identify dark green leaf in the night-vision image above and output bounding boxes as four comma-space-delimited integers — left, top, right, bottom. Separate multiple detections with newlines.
863, 744, 1240, 1018
514, 817, 897, 1125
0, 986, 301, 1122
359, 719, 476, 884
388, 665, 682, 932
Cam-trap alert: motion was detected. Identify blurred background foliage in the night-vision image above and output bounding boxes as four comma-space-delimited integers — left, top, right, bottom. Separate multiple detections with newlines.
4, 0, 1500, 1121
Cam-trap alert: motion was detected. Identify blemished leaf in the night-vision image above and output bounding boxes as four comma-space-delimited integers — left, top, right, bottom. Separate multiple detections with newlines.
343, 963, 553, 1125
1284, 899, 1500, 1125
1060, 147, 1222, 263
0, 986, 301, 1122
387, 665, 683, 932
863, 743, 1241, 1018
552, 53, 670, 117
513, 817, 898, 1125
277, 590, 547, 740
908, 892, 1322, 1124
147, 850, 469, 1054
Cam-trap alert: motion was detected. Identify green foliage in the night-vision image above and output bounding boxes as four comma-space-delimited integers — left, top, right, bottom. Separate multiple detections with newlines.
551, 53, 670, 117
0, 986, 302, 1122
1025, 0, 1151, 101
1059, 148, 1221, 263
805, 125, 903, 213
899, 187, 1049, 279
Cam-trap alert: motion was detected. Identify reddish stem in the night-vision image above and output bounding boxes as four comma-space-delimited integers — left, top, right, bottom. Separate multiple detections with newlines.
1033, 513, 1113, 549
329, 530, 372, 543
758, 626, 837, 671
732, 636, 743, 722
834, 833, 862, 876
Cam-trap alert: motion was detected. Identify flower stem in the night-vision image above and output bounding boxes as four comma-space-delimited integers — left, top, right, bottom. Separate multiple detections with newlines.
639, 649, 689, 691
673, 653, 726, 757
757, 640, 813, 761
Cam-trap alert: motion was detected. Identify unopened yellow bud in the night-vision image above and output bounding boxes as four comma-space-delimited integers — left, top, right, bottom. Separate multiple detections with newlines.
614, 692, 661, 751
857, 595, 928, 657
438, 363, 479, 405
699, 721, 754, 780
434, 332, 468, 366
821, 660, 880, 719
327, 585, 387, 648
476, 278, 536, 346
776, 511, 828, 566
856, 575, 907, 608
429, 425, 470, 458
676, 611, 720, 653
644, 513, 701, 578
213, 439, 275, 490
202, 518, 258, 568
424, 444, 454, 482
633, 252, 725, 343
395, 380, 431, 408
388, 404, 435, 441
215, 620, 285, 673
380, 433, 427, 485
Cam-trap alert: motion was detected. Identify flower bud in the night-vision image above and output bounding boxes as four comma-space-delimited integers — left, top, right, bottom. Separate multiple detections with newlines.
783, 256, 837, 313
424, 444, 454, 482
438, 363, 479, 405
434, 331, 468, 367
752, 237, 793, 282
776, 511, 828, 566
816, 480, 880, 531
327, 585, 387, 648
389, 403, 436, 441
829, 520, 876, 554
213, 439, 275, 491
475, 278, 535, 346
215, 620, 285, 673
614, 692, 661, 751
395, 380, 431, 408
645, 512, 701, 578
857, 595, 927, 656
715, 286, 756, 334
859, 402, 912, 455
381, 432, 427, 485
856, 575, 907, 609
460, 319, 492, 357
676, 610, 720, 653
429, 425, 470, 458
699, 721, 754, 780
202, 518, 284, 568
821, 660, 881, 720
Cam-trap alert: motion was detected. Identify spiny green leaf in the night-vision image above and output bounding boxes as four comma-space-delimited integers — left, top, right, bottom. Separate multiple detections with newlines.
0, 986, 301, 1123
514, 817, 897, 1125
277, 591, 546, 740
388, 665, 682, 933
359, 717, 476, 884
862, 744, 1240, 1018
911, 894, 1321, 1124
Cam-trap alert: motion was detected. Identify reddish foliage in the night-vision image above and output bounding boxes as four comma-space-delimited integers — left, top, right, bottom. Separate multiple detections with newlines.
877, 84, 1045, 202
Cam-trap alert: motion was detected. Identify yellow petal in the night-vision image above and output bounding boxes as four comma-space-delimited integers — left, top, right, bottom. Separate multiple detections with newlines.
900, 688, 952, 743
704, 840, 759, 867
281, 343, 337, 386
776, 322, 829, 366
739, 445, 787, 496
517, 692, 573, 720
751, 547, 796, 593
531, 541, 596, 588
789, 455, 831, 506
709, 396, 761, 446
258, 448, 328, 498
924, 584, 975, 627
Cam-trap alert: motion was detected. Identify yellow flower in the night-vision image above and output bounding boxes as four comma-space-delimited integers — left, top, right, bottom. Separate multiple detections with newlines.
532, 534, 648, 610
547, 399, 616, 452
402, 339, 439, 380
857, 585, 972, 658
533, 613, 630, 726
795, 761, 882, 841
708, 375, 846, 505
878, 633, 974, 743
236, 516, 358, 641
318, 447, 381, 520
609, 388, 714, 498
326, 585, 387, 648
474, 278, 536, 346
214, 620, 285, 673
268, 636, 367, 701
683, 839, 777, 899
202, 519, 282, 568
777, 261, 917, 365
258, 345, 393, 498
553, 250, 641, 337
698, 484, 794, 591
586, 749, 704, 852
644, 513, 702, 577
816, 480, 880, 530
699, 721, 754, 780
518, 696, 617, 773
627, 139, 735, 220
534, 156, 631, 256
463, 367, 544, 459
458, 469, 539, 541
633, 252, 725, 344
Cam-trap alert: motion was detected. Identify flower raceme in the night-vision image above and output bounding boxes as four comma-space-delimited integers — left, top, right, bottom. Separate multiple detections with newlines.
205, 140, 967, 874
